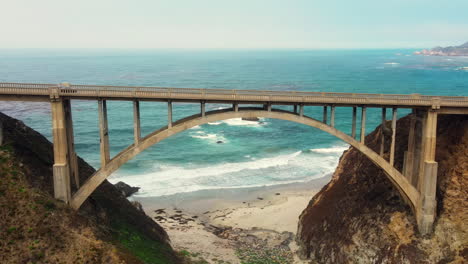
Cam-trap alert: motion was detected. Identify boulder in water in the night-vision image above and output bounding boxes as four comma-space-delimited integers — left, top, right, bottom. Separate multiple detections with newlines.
242, 117, 260, 121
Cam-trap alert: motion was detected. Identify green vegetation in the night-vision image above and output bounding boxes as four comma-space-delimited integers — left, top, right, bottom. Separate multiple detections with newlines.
236, 248, 292, 264
112, 220, 176, 264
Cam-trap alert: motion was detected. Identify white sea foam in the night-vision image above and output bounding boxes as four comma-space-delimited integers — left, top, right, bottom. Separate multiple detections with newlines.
190, 125, 201, 130
310, 146, 349, 154
222, 118, 267, 127
208, 122, 222, 125
109, 150, 341, 197
384, 62, 400, 65
190, 131, 226, 143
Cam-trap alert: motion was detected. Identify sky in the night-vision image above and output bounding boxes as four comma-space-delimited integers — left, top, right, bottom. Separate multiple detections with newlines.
1, 0, 467, 49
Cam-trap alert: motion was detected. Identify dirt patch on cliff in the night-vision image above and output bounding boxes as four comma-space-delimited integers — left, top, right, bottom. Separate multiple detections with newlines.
297, 114, 467, 263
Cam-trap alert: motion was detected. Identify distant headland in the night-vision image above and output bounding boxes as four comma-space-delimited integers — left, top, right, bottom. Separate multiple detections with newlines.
414, 42, 468, 56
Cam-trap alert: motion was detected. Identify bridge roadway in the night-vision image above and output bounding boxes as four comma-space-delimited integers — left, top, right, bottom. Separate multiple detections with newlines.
1, 82, 467, 236
0, 82, 467, 113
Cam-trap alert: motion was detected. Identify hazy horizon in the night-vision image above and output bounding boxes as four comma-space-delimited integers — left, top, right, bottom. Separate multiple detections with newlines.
1, 0, 468, 49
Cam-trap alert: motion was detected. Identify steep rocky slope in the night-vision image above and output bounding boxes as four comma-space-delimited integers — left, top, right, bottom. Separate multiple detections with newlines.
0, 112, 180, 263
297, 114, 467, 263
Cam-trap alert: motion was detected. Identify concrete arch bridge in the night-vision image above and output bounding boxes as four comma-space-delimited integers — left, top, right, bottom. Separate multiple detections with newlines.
1, 82, 467, 235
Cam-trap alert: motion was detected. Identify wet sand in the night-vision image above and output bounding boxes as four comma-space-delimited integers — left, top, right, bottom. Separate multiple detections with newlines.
134, 176, 330, 263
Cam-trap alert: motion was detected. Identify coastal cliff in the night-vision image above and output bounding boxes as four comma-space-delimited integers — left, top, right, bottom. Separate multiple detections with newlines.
414, 42, 468, 56
297, 114, 467, 263
0, 112, 180, 263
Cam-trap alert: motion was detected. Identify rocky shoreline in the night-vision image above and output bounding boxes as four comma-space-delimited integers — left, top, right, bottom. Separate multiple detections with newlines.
414, 41, 468, 56
135, 179, 330, 263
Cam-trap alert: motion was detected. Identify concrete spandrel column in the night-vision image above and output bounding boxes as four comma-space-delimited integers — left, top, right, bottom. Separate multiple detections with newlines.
168, 101, 173, 128
64, 100, 79, 189
0, 118, 3, 145
389, 108, 397, 166
98, 100, 110, 167
330, 106, 336, 127
133, 100, 141, 144
351, 107, 357, 139
201, 102, 206, 117
323, 106, 327, 124
380, 108, 387, 156
360, 107, 367, 144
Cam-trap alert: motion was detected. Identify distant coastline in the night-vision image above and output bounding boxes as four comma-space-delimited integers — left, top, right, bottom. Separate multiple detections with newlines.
414, 41, 468, 56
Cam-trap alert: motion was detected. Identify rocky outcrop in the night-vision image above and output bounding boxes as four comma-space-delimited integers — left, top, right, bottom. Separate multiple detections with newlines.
414, 42, 468, 56
0, 112, 180, 263
297, 115, 467, 263
242, 117, 260, 121
114, 181, 140, 197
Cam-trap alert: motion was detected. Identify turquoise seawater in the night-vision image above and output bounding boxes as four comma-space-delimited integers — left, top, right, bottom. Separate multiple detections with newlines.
0, 49, 467, 197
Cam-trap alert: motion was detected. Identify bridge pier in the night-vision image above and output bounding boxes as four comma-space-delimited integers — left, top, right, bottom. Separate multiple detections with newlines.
416, 110, 438, 235
403, 109, 438, 234
50, 94, 73, 203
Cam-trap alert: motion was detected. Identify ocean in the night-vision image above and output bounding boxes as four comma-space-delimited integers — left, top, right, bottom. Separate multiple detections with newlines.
0, 49, 467, 197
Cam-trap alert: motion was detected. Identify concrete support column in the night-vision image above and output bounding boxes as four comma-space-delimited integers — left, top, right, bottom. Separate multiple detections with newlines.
416, 110, 438, 235
404, 113, 417, 183
51, 97, 71, 203
98, 100, 110, 167
351, 106, 357, 139
168, 101, 173, 128
299, 104, 304, 117
133, 100, 141, 144
267, 103, 272, 112
233, 103, 239, 112
389, 108, 397, 166
0, 118, 3, 146
63, 100, 79, 188
330, 106, 336, 127
323, 106, 327, 124
201, 101, 206, 117
380, 108, 387, 156
406, 110, 424, 187
360, 107, 367, 143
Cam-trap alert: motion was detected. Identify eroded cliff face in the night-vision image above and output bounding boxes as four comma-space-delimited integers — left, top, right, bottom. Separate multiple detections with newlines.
297, 115, 467, 264
0, 112, 179, 263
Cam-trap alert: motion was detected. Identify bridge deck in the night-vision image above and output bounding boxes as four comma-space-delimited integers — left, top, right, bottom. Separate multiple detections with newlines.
0, 82, 467, 109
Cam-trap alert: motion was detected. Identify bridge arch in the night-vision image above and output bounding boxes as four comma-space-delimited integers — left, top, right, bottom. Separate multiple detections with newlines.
70, 107, 420, 212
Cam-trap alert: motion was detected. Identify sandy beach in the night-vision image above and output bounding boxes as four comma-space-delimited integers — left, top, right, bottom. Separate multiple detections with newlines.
135, 176, 330, 263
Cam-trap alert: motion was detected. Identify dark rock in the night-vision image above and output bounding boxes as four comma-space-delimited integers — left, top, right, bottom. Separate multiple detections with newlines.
242, 117, 260, 121
114, 181, 140, 197
216, 140, 224, 144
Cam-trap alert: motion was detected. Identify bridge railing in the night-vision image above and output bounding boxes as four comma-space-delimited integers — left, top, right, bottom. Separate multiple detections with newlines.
0, 82, 467, 107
